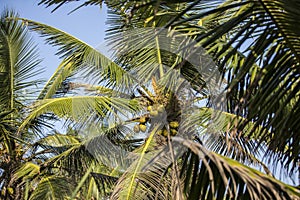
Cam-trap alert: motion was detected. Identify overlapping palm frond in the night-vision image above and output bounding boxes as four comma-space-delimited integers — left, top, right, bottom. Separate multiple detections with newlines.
17, 0, 300, 199
104, 1, 209, 89
91, 172, 118, 197
102, 0, 300, 174
174, 137, 300, 200
15, 123, 140, 199
102, 0, 273, 171
104, 0, 300, 192
38, 58, 75, 99
38, 0, 103, 13
29, 176, 74, 200
15, 18, 136, 95
168, 0, 300, 172
180, 107, 268, 170
19, 96, 139, 131
107, 134, 300, 200
0, 9, 45, 200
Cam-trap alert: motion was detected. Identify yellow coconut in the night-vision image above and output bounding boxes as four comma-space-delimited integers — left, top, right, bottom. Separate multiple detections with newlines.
7, 187, 13, 195
169, 121, 179, 129
163, 129, 168, 137
170, 129, 178, 136
157, 130, 163, 135
150, 110, 159, 117
139, 116, 147, 123
139, 124, 147, 132
157, 104, 164, 113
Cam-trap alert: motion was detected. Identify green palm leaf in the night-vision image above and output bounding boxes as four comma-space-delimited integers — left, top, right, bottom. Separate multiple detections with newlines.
0, 11, 42, 110
0, 10, 45, 199
12, 1, 300, 199
29, 176, 74, 200
20, 96, 139, 131
15, 18, 136, 94
173, 137, 300, 200
38, 58, 74, 99
38, 0, 103, 13
171, 0, 300, 170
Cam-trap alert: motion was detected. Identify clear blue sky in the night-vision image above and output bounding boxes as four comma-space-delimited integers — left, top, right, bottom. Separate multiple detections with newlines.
1, 0, 107, 79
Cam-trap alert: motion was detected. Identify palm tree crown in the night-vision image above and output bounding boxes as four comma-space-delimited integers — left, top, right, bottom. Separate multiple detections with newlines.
1, 0, 300, 199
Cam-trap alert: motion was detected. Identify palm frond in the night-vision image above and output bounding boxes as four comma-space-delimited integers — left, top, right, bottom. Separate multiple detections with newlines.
172, 0, 300, 171
14, 17, 136, 93
29, 176, 74, 200
14, 162, 40, 182
173, 137, 300, 200
181, 107, 268, 167
259, 0, 300, 63
111, 126, 160, 200
19, 96, 139, 131
0, 9, 45, 200
0, 10, 42, 110
4, 1, 300, 199
38, 58, 74, 99
38, 0, 103, 13
91, 172, 118, 197
26, 127, 137, 199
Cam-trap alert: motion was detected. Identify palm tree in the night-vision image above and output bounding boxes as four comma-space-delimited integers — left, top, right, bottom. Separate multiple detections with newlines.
8, 0, 300, 199
0, 8, 138, 200
0, 9, 46, 199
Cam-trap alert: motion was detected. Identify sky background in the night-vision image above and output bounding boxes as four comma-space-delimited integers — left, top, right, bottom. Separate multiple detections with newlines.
0, 0, 107, 79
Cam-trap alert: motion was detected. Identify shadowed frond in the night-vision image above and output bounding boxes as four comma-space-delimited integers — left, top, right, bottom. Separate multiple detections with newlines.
91, 172, 118, 197
173, 137, 300, 200
29, 176, 74, 200
180, 107, 268, 167
171, 0, 300, 171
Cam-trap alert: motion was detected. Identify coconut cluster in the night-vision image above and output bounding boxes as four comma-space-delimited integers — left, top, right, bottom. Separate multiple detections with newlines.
132, 103, 179, 137
132, 104, 164, 133
133, 116, 149, 133
147, 104, 165, 116
157, 121, 179, 137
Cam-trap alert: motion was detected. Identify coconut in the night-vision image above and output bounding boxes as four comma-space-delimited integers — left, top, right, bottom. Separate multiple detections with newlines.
150, 110, 159, 116
170, 129, 178, 136
163, 129, 168, 137
139, 124, 147, 132
7, 187, 13, 195
139, 116, 147, 123
157, 104, 164, 113
147, 106, 153, 111
157, 130, 163, 135
169, 121, 179, 128
133, 124, 140, 133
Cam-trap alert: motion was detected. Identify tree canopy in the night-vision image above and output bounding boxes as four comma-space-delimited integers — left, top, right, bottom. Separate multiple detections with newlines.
1, 0, 300, 199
